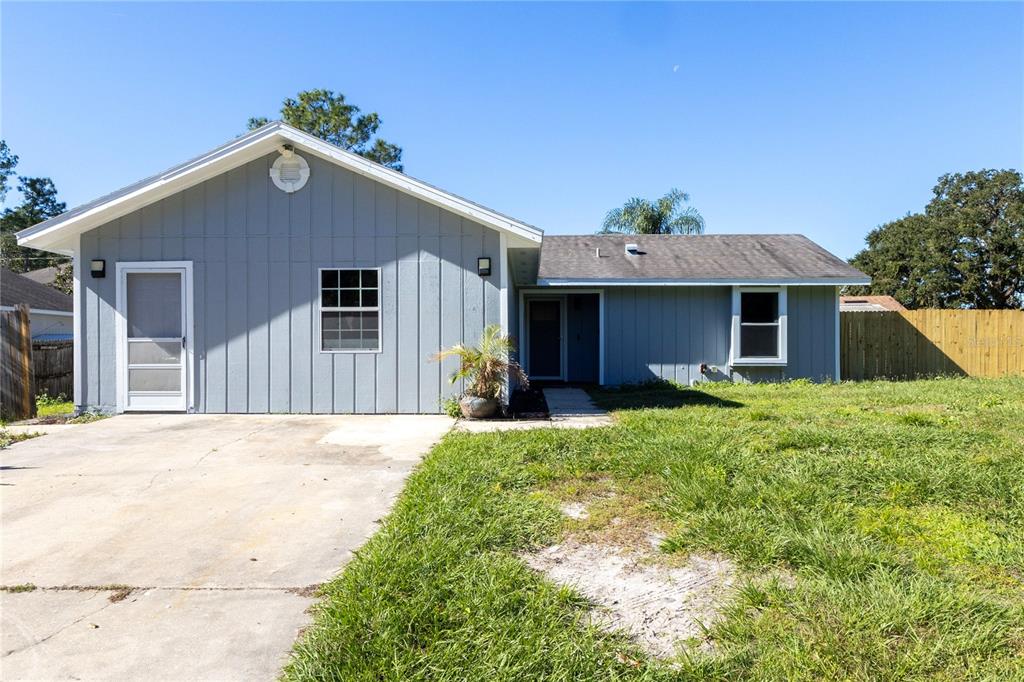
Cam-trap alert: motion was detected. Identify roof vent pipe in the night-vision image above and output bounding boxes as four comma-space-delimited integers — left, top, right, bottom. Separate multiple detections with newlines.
625, 243, 640, 255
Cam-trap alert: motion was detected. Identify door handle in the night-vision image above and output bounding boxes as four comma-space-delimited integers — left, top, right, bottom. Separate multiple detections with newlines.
181, 336, 186, 349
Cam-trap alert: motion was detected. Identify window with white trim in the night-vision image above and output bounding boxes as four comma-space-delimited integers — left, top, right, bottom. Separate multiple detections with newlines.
320, 268, 380, 352
732, 287, 787, 364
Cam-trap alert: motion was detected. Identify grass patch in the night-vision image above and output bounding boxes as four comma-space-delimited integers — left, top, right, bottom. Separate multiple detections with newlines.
285, 377, 1024, 680
0, 430, 41, 448
1, 583, 37, 593
36, 393, 74, 418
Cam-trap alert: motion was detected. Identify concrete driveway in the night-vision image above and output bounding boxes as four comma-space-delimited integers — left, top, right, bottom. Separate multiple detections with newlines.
0, 413, 453, 681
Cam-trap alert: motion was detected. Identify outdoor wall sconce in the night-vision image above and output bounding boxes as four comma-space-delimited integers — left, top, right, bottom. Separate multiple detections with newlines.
90, 259, 106, 278
477, 257, 491, 277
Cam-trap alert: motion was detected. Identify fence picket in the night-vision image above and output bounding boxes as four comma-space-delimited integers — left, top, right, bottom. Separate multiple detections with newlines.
0, 305, 36, 420
840, 309, 1024, 380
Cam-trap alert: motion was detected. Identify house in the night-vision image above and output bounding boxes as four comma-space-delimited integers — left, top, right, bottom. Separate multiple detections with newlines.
16, 122, 869, 414
0, 268, 74, 340
839, 295, 906, 312
21, 266, 62, 287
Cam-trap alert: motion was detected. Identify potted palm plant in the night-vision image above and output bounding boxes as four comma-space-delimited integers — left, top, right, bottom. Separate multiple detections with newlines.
433, 324, 528, 419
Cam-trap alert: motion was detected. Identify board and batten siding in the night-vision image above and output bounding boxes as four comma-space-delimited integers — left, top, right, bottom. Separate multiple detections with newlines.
602, 285, 838, 385
78, 152, 502, 414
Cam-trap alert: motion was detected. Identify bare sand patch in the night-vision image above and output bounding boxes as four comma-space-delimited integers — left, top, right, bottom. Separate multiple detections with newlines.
522, 540, 737, 659
560, 502, 590, 520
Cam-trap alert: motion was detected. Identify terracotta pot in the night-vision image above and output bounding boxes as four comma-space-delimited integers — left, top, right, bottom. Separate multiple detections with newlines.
459, 396, 499, 419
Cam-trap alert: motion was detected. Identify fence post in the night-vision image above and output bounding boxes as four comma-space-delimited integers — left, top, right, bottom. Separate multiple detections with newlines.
1, 304, 36, 420
16, 304, 36, 418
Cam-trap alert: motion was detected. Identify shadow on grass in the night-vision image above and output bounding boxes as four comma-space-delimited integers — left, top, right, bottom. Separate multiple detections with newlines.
589, 382, 743, 411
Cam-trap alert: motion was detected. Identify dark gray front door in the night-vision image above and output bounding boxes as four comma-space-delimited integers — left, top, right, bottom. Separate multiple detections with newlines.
528, 299, 561, 379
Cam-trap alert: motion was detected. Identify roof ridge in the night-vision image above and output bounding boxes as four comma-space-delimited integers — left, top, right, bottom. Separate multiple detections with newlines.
535, 233, 868, 284
547, 233, 810, 239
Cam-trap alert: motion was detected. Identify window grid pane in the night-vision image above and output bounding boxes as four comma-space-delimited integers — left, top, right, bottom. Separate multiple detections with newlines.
320, 268, 380, 351
740, 324, 779, 357
740, 292, 779, 324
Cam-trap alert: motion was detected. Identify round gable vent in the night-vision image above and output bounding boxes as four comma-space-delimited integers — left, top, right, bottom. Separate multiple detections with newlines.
270, 148, 310, 193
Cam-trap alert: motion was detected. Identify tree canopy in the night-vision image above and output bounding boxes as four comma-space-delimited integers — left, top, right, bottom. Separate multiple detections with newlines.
249, 89, 403, 171
601, 188, 705, 235
0, 140, 17, 203
850, 169, 1023, 309
0, 142, 69, 276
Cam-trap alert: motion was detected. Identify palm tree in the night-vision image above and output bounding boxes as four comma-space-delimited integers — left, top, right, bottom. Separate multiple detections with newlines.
601, 188, 705, 235
432, 324, 527, 399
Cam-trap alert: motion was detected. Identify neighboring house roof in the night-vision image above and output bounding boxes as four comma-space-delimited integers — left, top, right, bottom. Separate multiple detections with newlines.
31, 332, 74, 342
536, 234, 870, 285
840, 295, 906, 312
16, 121, 543, 254
21, 266, 60, 286
0, 268, 73, 313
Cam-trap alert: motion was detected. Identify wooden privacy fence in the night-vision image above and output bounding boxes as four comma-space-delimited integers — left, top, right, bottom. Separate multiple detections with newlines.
33, 339, 73, 400
841, 309, 1024, 380
1, 304, 36, 420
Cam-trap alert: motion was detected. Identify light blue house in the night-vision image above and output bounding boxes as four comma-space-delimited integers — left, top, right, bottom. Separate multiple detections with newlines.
17, 123, 868, 414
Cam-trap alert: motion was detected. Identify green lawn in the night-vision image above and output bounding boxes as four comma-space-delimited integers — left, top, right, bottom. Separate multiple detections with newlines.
284, 378, 1024, 681
36, 396, 74, 418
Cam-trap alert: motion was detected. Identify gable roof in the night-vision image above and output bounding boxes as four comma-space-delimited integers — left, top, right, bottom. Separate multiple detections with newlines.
1, 268, 73, 313
536, 234, 869, 285
17, 122, 543, 254
21, 266, 60, 286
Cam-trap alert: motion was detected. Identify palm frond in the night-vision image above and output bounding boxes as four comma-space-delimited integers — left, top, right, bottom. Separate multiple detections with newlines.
600, 187, 705, 235
667, 206, 706, 235
431, 324, 527, 398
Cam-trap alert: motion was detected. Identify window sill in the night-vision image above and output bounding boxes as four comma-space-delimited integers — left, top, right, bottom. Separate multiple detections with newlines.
730, 357, 788, 366
319, 349, 382, 355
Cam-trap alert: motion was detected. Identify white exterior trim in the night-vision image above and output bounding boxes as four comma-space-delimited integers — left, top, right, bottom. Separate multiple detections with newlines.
518, 287, 605, 385
18, 129, 277, 252
499, 233, 509, 333
834, 286, 841, 381
115, 261, 194, 413
538, 277, 871, 287
499, 232, 510, 403
315, 266, 384, 354
729, 286, 788, 367
17, 122, 543, 253
0, 306, 72, 316
73, 234, 82, 407
279, 127, 543, 245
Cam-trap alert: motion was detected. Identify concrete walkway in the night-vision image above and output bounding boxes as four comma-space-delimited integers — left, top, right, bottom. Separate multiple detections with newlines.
456, 387, 612, 432
0, 413, 453, 681
544, 387, 610, 420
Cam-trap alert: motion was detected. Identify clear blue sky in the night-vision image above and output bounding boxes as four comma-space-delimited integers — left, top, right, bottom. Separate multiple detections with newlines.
2, 2, 1021, 258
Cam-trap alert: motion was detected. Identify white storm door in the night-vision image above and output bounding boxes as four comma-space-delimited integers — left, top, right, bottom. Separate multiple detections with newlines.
118, 265, 191, 412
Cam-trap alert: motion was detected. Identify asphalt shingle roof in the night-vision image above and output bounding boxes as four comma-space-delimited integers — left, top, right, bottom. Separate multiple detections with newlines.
1, 268, 72, 312
840, 295, 906, 312
537, 234, 868, 283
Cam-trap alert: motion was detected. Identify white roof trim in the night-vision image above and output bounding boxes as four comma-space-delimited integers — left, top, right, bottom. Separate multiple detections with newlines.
0, 305, 73, 316
17, 121, 543, 252
274, 127, 542, 244
537, 277, 871, 287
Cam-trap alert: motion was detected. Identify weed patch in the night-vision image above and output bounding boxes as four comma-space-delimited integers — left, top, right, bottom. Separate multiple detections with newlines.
1, 583, 37, 593
0, 430, 40, 448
